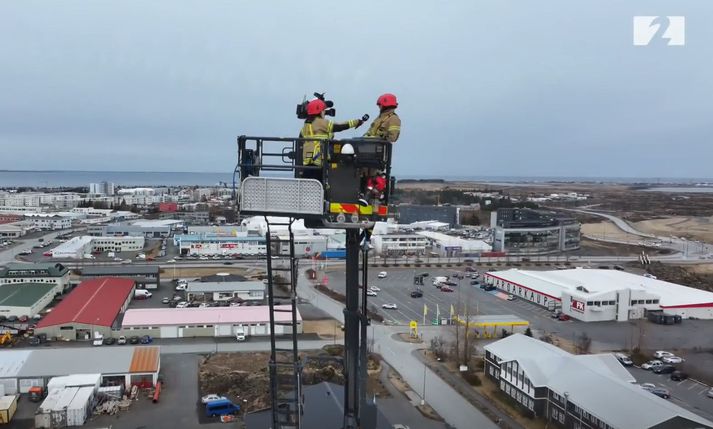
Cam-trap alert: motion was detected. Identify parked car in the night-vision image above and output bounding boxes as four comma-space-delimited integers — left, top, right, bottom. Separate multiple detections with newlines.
382, 303, 398, 310
175, 284, 188, 291
470, 280, 480, 286
707, 388, 713, 398
639, 383, 656, 392
506, 294, 516, 301
653, 365, 676, 374
369, 286, 381, 292
28, 336, 41, 346
377, 271, 388, 279
117, 336, 127, 345
205, 399, 241, 417
176, 301, 189, 308
7, 315, 18, 323
410, 290, 423, 298
366, 290, 377, 297
134, 290, 152, 299
161, 297, 170, 304
662, 355, 684, 364
654, 351, 675, 359
551, 310, 562, 319
641, 360, 663, 370
201, 394, 228, 404
483, 285, 496, 291
129, 336, 140, 344
558, 313, 571, 321
103, 337, 116, 345
650, 388, 670, 399
140, 335, 153, 344
440, 286, 454, 292
18, 315, 29, 323
615, 353, 633, 366
670, 371, 689, 381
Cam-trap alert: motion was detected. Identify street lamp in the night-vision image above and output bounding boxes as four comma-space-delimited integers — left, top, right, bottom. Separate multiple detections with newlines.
421, 360, 426, 406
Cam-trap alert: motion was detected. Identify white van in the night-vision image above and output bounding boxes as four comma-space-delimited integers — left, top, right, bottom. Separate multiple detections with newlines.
432, 276, 449, 285
134, 289, 152, 299
235, 326, 246, 342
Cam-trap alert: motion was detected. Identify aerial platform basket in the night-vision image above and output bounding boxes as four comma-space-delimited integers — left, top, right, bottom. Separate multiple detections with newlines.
240, 177, 324, 216
234, 135, 394, 228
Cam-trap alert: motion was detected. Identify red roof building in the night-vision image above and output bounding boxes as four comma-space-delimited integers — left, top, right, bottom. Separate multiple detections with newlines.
36, 277, 135, 340
158, 202, 178, 213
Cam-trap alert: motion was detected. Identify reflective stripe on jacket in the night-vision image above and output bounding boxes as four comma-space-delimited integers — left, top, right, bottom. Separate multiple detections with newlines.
364, 108, 401, 143
300, 117, 360, 166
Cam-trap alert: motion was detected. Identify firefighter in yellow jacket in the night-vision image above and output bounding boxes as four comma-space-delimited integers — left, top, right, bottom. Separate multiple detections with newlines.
300, 99, 364, 181
364, 93, 401, 143
358, 93, 401, 205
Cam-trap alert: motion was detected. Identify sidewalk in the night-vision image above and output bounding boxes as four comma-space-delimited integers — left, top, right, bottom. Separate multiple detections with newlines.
413, 350, 524, 429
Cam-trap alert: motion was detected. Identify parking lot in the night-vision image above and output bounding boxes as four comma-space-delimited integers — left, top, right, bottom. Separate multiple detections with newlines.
628, 366, 713, 422
321, 266, 576, 326
314, 267, 713, 353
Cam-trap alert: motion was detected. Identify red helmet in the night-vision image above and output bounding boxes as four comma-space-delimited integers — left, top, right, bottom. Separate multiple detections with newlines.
306, 99, 326, 116
376, 93, 398, 108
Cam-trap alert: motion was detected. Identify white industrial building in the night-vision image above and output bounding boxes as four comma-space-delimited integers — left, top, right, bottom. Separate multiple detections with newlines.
0, 263, 71, 292
484, 268, 713, 321
371, 234, 430, 256
0, 223, 25, 238
274, 233, 328, 257
416, 230, 491, 257
120, 306, 302, 338
186, 281, 265, 302
50, 235, 145, 258
174, 233, 266, 257
49, 236, 94, 259
90, 236, 145, 252
25, 214, 72, 230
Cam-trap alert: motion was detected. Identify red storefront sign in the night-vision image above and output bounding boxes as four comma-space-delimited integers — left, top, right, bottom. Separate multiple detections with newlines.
571, 298, 585, 313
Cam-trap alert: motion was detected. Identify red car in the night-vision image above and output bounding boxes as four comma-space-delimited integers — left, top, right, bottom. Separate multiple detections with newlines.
558, 314, 571, 321
441, 286, 454, 292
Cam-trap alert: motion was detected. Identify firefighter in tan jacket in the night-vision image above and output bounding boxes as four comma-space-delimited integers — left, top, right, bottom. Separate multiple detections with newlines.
364, 93, 401, 142
299, 99, 364, 181
358, 93, 400, 205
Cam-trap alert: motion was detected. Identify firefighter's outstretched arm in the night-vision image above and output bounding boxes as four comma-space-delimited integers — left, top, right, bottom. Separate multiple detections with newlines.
329, 117, 365, 133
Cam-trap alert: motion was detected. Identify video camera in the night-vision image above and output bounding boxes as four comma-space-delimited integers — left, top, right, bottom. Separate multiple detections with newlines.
296, 92, 336, 119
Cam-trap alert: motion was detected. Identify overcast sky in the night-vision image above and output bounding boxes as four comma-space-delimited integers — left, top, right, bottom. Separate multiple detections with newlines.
1, 1, 712, 178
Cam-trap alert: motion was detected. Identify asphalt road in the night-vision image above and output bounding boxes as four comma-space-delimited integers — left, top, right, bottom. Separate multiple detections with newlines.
568, 208, 713, 260
628, 366, 713, 422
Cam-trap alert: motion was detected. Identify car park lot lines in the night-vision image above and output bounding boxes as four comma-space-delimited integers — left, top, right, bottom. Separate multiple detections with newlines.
628, 367, 713, 421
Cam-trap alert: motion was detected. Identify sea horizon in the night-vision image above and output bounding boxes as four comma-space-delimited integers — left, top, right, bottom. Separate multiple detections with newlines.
0, 169, 712, 188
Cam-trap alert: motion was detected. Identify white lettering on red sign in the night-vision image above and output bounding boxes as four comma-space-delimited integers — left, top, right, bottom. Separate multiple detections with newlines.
571, 299, 585, 313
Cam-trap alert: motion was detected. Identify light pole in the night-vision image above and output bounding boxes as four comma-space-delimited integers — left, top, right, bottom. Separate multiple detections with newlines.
421, 360, 426, 406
